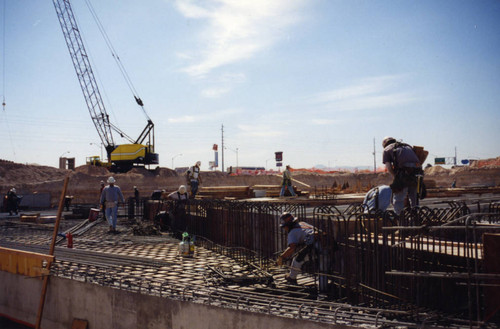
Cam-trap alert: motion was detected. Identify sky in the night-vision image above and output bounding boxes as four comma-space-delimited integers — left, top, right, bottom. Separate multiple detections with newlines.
1, 0, 499, 171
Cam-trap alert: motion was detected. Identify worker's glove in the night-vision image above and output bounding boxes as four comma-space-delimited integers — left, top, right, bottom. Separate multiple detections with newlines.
277, 256, 283, 266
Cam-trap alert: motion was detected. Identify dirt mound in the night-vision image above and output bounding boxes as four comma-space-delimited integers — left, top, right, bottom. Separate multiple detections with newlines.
0, 159, 69, 185
470, 156, 500, 168
74, 164, 110, 176
152, 167, 178, 177
2, 159, 500, 206
425, 166, 449, 175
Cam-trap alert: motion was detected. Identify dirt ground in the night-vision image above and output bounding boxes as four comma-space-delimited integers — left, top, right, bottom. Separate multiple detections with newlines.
1, 158, 500, 205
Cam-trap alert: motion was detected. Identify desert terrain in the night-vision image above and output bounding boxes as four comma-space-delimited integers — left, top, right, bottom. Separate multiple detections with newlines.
1, 158, 500, 206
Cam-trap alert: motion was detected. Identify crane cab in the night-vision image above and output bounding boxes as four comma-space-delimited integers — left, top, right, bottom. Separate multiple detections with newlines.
109, 144, 159, 172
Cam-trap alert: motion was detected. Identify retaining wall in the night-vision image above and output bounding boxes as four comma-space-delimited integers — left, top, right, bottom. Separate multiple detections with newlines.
0, 271, 352, 329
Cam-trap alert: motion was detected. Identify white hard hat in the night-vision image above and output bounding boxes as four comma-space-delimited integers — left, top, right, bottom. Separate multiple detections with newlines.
107, 176, 116, 184
382, 136, 396, 148
178, 185, 187, 194
280, 212, 295, 228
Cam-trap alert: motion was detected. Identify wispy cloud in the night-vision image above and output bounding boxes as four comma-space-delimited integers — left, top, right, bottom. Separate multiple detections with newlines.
237, 124, 284, 138
168, 108, 241, 123
175, 0, 307, 77
168, 115, 197, 123
201, 87, 231, 98
309, 75, 417, 112
311, 118, 338, 125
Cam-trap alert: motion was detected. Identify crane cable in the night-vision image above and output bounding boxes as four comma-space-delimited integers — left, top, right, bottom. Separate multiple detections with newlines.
2, 0, 6, 111
84, 0, 151, 121
1, 0, 16, 160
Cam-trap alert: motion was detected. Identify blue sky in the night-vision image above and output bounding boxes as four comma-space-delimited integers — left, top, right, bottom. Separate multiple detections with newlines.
1, 0, 499, 170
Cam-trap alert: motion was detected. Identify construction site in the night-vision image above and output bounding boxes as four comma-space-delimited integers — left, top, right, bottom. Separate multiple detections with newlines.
1, 0, 500, 328
1, 158, 500, 329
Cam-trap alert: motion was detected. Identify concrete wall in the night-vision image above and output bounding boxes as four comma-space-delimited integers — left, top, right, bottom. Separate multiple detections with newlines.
0, 271, 354, 329
19, 193, 51, 208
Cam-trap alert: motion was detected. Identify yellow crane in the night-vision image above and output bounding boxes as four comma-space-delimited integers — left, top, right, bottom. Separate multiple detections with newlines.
53, 0, 159, 172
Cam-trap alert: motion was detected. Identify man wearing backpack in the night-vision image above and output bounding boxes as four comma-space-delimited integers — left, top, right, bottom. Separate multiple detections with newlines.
382, 137, 422, 215
276, 212, 329, 291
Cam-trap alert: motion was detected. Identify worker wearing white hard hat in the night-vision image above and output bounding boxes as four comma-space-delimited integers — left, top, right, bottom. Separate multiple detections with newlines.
165, 185, 190, 232
6, 188, 19, 216
167, 185, 189, 201
186, 161, 202, 198
100, 176, 125, 233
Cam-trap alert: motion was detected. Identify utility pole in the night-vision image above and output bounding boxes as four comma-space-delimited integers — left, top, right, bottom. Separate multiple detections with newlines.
373, 138, 376, 173
221, 124, 225, 173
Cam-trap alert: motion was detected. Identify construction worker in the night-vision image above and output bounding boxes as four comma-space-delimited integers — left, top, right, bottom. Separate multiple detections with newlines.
382, 137, 421, 215
186, 161, 202, 198
362, 185, 392, 212
280, 165, 296, 197
277, 212, 317, 285
6, 188, 19, 216
134, 186, 140, 207
167, 185, 189, 202
167, 185, 190, 233
100, 176, 125, 233
64, 195, 73, 211
99, 180, 106, 217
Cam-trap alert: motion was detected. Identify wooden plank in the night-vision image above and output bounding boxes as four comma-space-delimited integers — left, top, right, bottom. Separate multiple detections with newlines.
197, 186, 253, 199
0, 247, 54, 277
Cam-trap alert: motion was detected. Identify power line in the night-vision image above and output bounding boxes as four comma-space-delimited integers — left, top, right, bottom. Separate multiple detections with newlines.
84, 0, 150, 121
2, 0, 6, 111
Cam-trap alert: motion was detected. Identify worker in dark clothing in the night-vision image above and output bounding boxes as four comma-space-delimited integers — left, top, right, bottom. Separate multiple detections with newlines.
134, 186, 140, 207
382, 137, 422, 214
6, 188, 19, 215
167, 185, 190, 233
280, 165, 296, 197
134, 186, 139, 204
64, 195, 73, 211
99, 180, 106, 217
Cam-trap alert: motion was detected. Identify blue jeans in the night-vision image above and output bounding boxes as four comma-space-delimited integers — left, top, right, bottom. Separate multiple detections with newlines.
280, 185, 296, 197
190, 180, 199, 196
393, 186, 417, 215
105, 206, 119, 230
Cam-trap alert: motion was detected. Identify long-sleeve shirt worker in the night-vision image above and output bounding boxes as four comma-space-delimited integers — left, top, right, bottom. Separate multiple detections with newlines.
100, 185, 125, 205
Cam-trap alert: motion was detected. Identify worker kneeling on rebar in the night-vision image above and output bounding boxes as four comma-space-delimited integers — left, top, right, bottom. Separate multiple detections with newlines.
277, 212, 318, 286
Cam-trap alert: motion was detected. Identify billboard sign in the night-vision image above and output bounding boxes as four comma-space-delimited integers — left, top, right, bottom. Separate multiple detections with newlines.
434, 157, 446, 165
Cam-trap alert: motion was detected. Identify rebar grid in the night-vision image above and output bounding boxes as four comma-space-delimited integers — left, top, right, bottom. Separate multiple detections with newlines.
46, 261, 448, 328
3, 197, 500, 327
146, 198, 500, 324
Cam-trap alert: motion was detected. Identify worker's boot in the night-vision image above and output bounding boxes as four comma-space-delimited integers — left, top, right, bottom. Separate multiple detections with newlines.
285, 274, 297, 285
